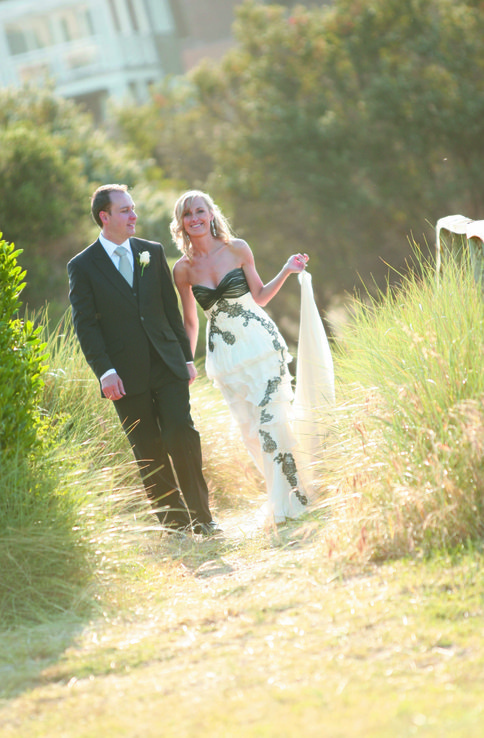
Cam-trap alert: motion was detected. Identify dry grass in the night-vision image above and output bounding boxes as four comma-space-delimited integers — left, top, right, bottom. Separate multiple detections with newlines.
1, 523, 483, 737
1, 254, 484, 735
310, 253, 484, 562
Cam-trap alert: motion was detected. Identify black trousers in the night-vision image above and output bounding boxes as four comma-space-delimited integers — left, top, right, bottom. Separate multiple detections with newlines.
113, 356, 212, 527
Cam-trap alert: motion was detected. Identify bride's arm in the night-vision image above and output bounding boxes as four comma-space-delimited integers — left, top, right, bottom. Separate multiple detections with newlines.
173, 260, 199, 358
235, 239, 309, 307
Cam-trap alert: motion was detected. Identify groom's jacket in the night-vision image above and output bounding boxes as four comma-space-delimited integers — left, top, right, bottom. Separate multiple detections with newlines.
68, 237, 193, 395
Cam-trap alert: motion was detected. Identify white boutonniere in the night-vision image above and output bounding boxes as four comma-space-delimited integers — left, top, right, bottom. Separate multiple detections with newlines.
138, 251, 150, 276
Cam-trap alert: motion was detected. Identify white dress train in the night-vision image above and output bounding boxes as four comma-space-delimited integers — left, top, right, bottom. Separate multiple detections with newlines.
293, 271, 335, 465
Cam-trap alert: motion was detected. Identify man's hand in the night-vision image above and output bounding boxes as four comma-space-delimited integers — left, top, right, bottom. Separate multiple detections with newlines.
101, 372, 126, 401
187, 362, 198, 385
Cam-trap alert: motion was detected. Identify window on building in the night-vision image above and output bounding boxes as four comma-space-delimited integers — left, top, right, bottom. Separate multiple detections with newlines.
6, 25, 28, 55
126, 0, 139, 32
83, 8, 95, 36
108, 0, 121, 32
59, 16, 71, 42
131, 0, 150, 33
57, 8, 92, 42
19, 62, 50, 83
31, 17, 53, 49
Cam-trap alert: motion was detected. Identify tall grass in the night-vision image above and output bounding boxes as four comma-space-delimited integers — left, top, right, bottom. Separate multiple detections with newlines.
3, 251, 483, 626
0, 312, 148, 625
317, 250, 484, 559
1, 310, 259, 626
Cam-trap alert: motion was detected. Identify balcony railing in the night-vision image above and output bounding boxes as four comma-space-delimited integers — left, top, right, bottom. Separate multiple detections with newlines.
7, 31, 162, 87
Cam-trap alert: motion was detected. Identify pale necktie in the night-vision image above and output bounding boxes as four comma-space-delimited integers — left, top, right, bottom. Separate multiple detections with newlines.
114, 246, 133, 287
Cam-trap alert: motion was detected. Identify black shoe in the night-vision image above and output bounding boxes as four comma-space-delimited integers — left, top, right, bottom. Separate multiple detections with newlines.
163, 519, 191, 535
193, 521, 224, 538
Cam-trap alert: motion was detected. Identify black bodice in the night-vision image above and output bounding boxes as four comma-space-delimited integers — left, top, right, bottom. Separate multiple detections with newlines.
192, 267, 250, 310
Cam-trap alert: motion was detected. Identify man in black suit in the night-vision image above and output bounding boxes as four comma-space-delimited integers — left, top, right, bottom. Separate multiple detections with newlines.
68, 184, 221, 536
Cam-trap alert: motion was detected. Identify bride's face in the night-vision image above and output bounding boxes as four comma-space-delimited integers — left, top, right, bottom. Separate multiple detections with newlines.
182, 196, 212, 238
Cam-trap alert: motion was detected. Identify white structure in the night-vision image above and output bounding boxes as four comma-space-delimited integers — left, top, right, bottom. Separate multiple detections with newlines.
436, 214, 484, 290
0, 0, 183, 118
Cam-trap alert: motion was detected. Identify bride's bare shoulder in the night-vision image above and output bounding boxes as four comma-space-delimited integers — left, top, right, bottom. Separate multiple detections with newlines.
228, 238, 251, 257
173, 255, 191, 283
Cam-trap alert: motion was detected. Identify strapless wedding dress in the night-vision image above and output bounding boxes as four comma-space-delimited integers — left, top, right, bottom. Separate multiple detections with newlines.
192, 267, 309, 524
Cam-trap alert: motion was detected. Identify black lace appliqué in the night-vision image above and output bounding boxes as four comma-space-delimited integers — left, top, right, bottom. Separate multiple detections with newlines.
209, 324, 235, 349
208, 298, 285, 355
259, 377, 281, 408
274, 452, 308, 505
259, 429, 277, 454
260, 408, 274, 424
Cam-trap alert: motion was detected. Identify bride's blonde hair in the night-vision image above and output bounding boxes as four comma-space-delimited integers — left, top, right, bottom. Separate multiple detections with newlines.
170, 190, 233, 257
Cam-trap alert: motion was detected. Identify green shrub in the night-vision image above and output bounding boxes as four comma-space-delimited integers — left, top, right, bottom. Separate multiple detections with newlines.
0, 236, 48, 458
0, 307, 146, 625
0, 241, 92, 624
0, 124, 88, 247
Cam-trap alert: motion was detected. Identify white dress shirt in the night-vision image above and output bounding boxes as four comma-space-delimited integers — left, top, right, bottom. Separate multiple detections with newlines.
99, 232, 134, 271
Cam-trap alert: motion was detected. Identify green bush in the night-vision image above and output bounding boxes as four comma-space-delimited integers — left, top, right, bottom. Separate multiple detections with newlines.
0, 241, 93, 624
0, 124, 88, 247
0, 260, 99, 623
0, 236, 48, 458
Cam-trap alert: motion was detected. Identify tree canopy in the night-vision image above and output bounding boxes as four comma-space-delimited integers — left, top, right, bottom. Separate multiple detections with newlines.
0, 85, 174, 322
115, 0, 484, 316
3, 1, 484, 329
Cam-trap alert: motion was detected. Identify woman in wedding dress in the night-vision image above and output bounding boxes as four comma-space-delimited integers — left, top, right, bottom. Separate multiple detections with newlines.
171, 190, 309, 525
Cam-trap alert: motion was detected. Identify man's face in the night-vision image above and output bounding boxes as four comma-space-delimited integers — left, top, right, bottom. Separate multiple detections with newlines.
101, 190, 137, 244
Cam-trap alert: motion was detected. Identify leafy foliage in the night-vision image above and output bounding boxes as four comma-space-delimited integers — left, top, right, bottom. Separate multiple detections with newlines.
0, 124, 87, 246
0, 241, 90, 623
115, 0, 484, 316
0, 85, 174, 323
0, 237, 48, 457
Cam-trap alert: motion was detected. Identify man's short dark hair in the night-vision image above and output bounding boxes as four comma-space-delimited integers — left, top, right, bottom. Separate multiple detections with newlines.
91, 184, 128, 227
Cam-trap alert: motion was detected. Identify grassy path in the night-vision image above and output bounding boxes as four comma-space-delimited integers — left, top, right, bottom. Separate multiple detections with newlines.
1, 513, 483, 737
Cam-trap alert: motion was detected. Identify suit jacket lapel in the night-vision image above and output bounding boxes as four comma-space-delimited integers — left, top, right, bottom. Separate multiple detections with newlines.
130, 240, 141, 285
91, 240, 137, 304
131, 239, 152, 298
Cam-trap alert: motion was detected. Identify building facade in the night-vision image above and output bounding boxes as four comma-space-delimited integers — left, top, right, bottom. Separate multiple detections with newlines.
0, 0, 184, 118
174, 0, 246, 71
0, 1, 314, 118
